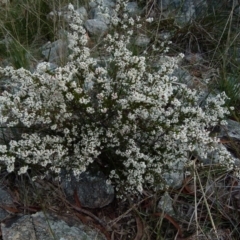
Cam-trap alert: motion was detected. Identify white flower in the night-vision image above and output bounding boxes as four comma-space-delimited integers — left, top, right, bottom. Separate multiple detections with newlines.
86, 107, 95, 114
18, 166, 28, 175
146, 17, 154, 23
68, 3, 74, 11
64, 128, 70, 135
0, 145, 7, 153
111, 93, 118, 99
51, 124, 57, 130
101, 108, 107, 113
0, 0, 236, 198
66, 92, 74, 101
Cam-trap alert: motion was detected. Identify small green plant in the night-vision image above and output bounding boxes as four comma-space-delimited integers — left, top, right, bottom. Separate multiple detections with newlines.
7, 39, 31, 69
216, 74, 240, 107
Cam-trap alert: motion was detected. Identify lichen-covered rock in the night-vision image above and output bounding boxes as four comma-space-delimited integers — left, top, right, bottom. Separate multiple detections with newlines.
48, 6, 88, 22
76, 171, 115, 208
1, 211, 106, 240
157, 0, 207, 25
61, 170, 115, 209
157, 192, 175, 216
89, 7, 113, 25
89, 0, 116, 8
126, 2, 141, 16
84, 19, 109, 36
162, 162, 185, 189
41, 39, 68, 65
135, 34, 151, 47
219, 119, 240, 140
1, 215, 37, 240
0, 187, 14, 222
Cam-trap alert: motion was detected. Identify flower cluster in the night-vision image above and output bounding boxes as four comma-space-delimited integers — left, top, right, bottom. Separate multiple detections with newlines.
0, 0, 236, 196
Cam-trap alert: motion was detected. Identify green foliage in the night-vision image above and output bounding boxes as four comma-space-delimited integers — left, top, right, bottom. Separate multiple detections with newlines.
216, 74, 240, 106
0, 0, 53, 44
7, 39, 31, 69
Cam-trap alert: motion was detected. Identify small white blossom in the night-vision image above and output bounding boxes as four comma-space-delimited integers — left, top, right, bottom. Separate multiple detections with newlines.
146, 17, 154, 23
0, 0, 236, 199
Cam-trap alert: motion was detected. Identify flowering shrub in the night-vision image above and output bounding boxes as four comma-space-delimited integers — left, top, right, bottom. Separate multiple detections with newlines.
0, 0, 236, 196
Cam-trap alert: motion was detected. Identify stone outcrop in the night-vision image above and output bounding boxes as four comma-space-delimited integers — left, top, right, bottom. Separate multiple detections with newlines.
1, 211, 106, 240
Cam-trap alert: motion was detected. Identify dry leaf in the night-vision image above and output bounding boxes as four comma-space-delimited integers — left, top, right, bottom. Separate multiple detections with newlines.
134, 216, 144, 240
0, 205, 19, 214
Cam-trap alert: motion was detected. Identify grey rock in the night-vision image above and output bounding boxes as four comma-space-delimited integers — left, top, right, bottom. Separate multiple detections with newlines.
1, 215, 37, 240
0, 126, 16, 145
0, 187, 14, 222
41, 39, 68, 65
1, 211, 106, 240
135, 34, 150, 47
76, 171, 114, 208
162, 162, 185, 189
157, 0, 238, 26
61, 170, 114, 209
157, 0, 207, 25
48, 6, 87, 23
126, 2, 141, 16
157, 192, 175, 216
171, 67, 192, 85
84, 19, 108, 36
76, 7, 88, 21
218, 119, 240, 140
0, 0, 9, 5
89, 0, 116, 9
0, 187, 13, 206
90, 7, 111, 25
157, 0, 170, 10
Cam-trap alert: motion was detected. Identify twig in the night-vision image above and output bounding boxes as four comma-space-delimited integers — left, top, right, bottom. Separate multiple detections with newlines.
70, 204, 106, 228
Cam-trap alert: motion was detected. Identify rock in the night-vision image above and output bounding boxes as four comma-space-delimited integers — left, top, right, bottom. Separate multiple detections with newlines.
162, 162, 185, 189
0, 125, 17, 145
48, 6, 88, 22
171, 67, 192, 85
41, 39, 68, 65
2, 215, 37, 240
218, 119, 240, 140
76, 171, 114, 208
0, 186, 14, 222
1, 211, 106, 240
84, 19, 108, 36
0, 0, 9, 5
89, 0, 116, 9
135, 34, 150, 47
126, 2, 141, 16
76, 7, 88, 21
156, 0, 238, 26
157, 0, 170, 10
89, 7, 112, 25
61, 170, 115, 209
157, 0, 207, 26
157, 192, 175, 216
217, 119, 240, 164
